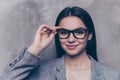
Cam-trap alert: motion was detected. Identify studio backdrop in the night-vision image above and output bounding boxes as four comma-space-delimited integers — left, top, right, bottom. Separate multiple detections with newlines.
0, 0, 120, 74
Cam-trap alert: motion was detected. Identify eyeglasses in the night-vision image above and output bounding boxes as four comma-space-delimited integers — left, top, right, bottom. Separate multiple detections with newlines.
57, 27, 88, 39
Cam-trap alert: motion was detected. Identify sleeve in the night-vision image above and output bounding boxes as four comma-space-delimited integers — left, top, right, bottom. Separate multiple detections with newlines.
0, 47, 41, 80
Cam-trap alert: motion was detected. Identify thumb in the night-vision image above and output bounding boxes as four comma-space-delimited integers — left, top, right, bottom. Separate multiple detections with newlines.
49, 31, 57, 41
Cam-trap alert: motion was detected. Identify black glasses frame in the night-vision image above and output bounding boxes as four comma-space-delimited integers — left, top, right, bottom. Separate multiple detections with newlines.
57, 27, 88, 39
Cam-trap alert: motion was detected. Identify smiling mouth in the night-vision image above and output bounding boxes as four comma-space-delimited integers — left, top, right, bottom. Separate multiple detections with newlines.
66, 45, 78, 50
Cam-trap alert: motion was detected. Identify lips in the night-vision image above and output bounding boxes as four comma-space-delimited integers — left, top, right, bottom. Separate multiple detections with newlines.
66, 45, 78, 50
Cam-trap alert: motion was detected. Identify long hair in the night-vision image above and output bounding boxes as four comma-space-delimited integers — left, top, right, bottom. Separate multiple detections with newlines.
55, 6, 98, 61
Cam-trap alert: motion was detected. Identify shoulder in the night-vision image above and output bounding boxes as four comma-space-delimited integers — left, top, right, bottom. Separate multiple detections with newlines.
93, 59, 120, 79
96, 61, 119, 73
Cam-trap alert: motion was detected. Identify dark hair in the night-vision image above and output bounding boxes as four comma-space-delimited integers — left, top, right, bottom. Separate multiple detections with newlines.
55, 6, 98, 61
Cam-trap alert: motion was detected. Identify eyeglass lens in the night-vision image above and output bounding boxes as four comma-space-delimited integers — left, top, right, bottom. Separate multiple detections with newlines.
57, 28, 88, 39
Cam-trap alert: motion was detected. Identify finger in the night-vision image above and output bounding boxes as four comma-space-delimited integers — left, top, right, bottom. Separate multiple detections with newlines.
43, 27, 53, 34
36, 24, 49, 34
37, 25, 60, 35
49, 31, 57, 41
49, 27, 61, 33
52, 26, 61, 30
44, 27, 55, 34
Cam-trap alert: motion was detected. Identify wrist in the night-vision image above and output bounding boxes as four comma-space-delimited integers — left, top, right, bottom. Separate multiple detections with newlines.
27, 44, 42, 56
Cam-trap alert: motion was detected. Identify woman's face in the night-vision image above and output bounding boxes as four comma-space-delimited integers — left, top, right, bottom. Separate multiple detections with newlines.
59, 16, 92, 56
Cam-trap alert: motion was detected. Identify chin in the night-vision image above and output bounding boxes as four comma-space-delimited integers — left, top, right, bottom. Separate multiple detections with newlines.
66, 50, 82, 56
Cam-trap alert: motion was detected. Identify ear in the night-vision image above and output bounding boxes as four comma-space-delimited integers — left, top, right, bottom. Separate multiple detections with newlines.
87, 33, 92, 40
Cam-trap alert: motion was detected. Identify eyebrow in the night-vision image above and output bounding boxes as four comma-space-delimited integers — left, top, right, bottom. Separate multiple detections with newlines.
58, 27, 87, 31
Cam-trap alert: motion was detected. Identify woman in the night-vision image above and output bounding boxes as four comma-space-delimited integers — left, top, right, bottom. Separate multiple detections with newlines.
1, 6, 120, 80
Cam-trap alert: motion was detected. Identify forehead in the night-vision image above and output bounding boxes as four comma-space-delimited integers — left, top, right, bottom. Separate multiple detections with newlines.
59, 16, 86, 30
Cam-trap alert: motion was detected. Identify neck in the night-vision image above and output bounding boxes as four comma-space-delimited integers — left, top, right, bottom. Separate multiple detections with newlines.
65, 50, 91, 69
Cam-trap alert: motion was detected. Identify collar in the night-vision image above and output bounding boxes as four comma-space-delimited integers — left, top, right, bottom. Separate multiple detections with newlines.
55, 55, 104, 80
90, 56, 105, 80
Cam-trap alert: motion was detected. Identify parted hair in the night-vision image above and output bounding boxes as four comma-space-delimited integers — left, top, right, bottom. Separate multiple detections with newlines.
55, 6, 98, 61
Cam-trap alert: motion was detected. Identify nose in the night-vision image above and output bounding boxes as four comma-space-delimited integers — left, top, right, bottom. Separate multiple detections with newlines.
68, 33, 76, 44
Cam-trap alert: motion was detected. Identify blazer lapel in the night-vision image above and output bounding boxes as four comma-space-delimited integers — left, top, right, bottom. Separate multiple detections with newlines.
55, 56, 105, 80
91, 57, 105, 80
55, 56, 66, 80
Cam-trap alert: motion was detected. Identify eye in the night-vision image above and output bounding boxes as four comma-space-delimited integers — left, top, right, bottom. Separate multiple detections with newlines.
75, 29, 85, 34
58, 29, 68, 35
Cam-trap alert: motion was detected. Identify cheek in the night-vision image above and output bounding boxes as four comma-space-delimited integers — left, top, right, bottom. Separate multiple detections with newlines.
59, 39, 69, 51
78, 39, 87, 44
59, 39, 88, 55
59, 39, 66, 47
59, 39, 88, 48
76, 39, 88, 50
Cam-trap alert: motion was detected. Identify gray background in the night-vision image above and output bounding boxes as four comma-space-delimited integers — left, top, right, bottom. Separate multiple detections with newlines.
0, 0, 120, 74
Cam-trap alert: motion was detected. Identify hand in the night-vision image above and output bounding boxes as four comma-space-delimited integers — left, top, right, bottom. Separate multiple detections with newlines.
27, 24, 60, 56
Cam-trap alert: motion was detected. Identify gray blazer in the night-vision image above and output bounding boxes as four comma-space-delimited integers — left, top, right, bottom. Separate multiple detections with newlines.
0, 47, 120, 80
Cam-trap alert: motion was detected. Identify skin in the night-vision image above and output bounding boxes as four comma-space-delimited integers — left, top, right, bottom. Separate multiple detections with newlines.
59, 16, 89, 56
27, 24, 60, 55
59, 16, 92, 69
27, 16, 92, 69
